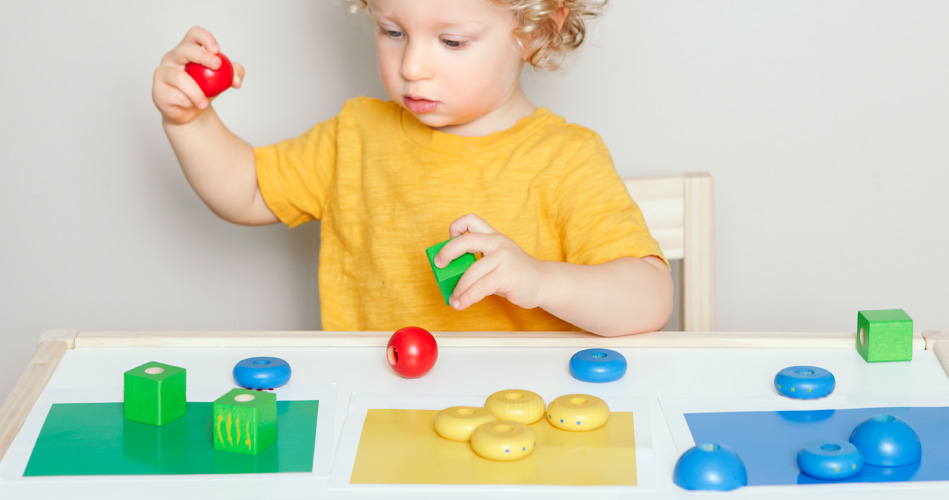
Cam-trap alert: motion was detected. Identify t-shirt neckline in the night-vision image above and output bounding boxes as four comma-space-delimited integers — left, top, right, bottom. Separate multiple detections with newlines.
399, 105, 555, 154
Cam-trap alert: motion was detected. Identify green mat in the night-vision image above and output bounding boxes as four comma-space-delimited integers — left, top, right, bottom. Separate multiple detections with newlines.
24, 400, 319, 476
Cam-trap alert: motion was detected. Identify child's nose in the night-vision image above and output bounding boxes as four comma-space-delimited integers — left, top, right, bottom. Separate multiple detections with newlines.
400, 40, 434, 81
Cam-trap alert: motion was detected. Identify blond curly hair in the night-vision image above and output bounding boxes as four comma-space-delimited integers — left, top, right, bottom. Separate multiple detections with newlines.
347, 0, 608, 70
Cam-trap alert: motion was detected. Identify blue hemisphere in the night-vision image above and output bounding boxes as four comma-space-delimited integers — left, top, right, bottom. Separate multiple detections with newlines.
673, 443, 748, 491
774, 365, 835, 399
849, 414, 921, 467
568, 348, 627, 383
233, 356, 292, 389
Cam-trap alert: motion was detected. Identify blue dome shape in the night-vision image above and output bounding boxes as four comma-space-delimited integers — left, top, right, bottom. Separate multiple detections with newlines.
673, 443, 748, 491
849, 414, 921, 467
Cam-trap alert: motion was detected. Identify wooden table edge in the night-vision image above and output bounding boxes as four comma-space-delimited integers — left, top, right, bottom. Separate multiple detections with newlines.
0, 329, 77, 462
73, 329, 877, 348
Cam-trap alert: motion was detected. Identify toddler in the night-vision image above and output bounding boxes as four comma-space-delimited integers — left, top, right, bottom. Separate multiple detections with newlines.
151, 0, 673, 336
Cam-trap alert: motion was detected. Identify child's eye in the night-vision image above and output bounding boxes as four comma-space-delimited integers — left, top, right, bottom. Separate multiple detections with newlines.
441, 39, 466, 49
382, 29, 404, 39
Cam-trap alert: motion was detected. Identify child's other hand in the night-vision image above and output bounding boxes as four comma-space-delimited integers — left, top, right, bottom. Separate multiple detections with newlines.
152, 27, 245, 125
435, 214, 547, 311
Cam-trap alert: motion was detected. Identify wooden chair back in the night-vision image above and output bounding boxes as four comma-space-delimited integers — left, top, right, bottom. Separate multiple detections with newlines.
625, 172, 714, 331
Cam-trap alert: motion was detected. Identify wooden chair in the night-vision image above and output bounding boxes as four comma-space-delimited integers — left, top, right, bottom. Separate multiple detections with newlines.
625, 172, 714, 331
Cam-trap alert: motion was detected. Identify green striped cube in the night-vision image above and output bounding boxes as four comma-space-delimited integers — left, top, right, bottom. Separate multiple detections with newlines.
123, 361, 186, 426
426, 239, 476, 305
857, 309, 913, 363
212, 389, 277, 455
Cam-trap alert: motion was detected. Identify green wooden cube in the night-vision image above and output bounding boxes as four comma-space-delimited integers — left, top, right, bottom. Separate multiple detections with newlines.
426, 239, 476, 305
123, 361, 186, 426
856, 309, 913, 363
212, 389, 277, 455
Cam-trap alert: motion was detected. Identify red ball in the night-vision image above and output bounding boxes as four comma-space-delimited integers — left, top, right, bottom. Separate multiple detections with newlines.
185, 52, 234, 98
386, 326, 438, 378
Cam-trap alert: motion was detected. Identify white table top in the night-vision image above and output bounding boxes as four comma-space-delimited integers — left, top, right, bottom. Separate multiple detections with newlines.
1, 329, 948, 499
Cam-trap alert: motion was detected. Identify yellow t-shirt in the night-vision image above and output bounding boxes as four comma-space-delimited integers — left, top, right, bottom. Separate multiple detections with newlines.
255, 97, 664, 332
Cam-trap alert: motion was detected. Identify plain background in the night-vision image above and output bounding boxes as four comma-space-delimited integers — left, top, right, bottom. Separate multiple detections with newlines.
1, 0, 947, 403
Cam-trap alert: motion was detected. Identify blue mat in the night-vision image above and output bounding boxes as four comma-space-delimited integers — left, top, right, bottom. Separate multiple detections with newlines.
685, 406, 949, 485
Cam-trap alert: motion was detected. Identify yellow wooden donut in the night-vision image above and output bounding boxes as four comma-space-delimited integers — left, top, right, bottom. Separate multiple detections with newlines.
484, 389, 545, 424
470, 420, 537, 461
546, 394, 610, 431
434, 406, 498, 442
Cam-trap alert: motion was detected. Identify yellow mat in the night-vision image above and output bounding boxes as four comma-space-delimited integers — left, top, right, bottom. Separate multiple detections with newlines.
350, 409, 637, 485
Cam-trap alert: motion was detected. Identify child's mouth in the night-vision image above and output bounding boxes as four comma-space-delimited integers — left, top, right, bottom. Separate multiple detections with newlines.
403, 96, 438, 114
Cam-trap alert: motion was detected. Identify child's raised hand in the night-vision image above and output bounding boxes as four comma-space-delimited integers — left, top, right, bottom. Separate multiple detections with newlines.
152, 27, 244, 125
434, 214, 548, 311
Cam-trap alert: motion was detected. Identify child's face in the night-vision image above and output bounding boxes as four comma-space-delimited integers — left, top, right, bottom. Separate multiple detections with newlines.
370, 0, 527, 136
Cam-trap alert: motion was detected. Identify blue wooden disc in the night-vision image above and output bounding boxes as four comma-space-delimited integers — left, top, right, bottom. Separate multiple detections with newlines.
774, 366, 835, 399
849, 414, 921, 466
569, 348, 627, 383
797, 440, 864, 480
233, 357, 291, 389
673, 443, 748, 491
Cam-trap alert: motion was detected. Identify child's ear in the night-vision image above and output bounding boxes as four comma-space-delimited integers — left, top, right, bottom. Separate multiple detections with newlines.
553, 6, 569, 32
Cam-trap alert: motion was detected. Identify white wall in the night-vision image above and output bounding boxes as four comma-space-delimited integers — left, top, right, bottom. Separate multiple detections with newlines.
2, 0, 947, 402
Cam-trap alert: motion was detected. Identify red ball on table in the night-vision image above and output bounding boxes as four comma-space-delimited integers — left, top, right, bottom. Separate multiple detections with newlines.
386, 326, 438, 378
185, 52, 234, 98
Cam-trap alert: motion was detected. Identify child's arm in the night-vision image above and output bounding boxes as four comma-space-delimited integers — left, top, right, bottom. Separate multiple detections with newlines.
152, 27, 277, 226
434, 214, 674, 336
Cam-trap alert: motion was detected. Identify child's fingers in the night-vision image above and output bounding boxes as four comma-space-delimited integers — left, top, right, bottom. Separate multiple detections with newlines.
448, 213, 496, 238
170, 43, 222, 70
434, 232, 496, 268
161, 28, 221, 69
182, 26, 220, 55
163, 86, 195, 111
153, 85, 204, 124
437, 213, 499, 267
163, 65, 209, 109
232, 61, 245, 88
449, 259, 501, 310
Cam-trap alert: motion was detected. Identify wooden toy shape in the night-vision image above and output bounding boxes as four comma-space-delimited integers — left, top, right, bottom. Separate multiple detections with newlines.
849, 414, 921, 466
386, 326, 438, 378
673, 443, 748, 491
233, 356, 292, 389
212, 388, 277, 455
470, 420, 536, 461
123, 361, 186, 426
796, 441, 864, 480
185, 52, 234, 98
856, 309, 913, 363
434, 406, 497, 442
484, 389, 545, 425
426, 239, 476, 305
773, 366, 836, 399
546, 394, 610, 431
569, 348, 627, 383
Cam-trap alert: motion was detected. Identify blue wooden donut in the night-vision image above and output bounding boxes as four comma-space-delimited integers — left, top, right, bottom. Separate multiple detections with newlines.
773, 366, 835, 399
569, 348, 627, 383
797, 440, 864, 480
233, 357, 292, 390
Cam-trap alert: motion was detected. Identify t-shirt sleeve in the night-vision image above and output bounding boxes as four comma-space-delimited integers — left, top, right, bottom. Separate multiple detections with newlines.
553, 133, 668, 267
254, 114, 339, 228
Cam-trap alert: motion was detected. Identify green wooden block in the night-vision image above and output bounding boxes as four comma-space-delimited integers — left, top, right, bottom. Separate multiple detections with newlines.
123, 361, 186, 426
212, 389, 277, 455
856, 309, 913, 363
426, 238, 476, 305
